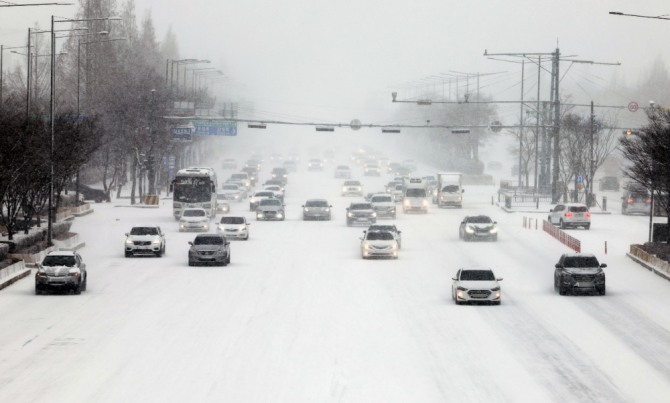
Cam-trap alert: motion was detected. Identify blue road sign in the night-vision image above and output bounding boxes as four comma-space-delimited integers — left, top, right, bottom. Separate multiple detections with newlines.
192, 119, 237, 136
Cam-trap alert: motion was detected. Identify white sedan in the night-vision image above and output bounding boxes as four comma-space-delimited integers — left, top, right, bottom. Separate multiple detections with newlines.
217, 216, 250, 240
452, 267, 502, 305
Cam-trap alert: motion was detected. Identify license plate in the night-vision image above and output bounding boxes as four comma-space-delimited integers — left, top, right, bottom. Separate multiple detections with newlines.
578, 282, 593, 288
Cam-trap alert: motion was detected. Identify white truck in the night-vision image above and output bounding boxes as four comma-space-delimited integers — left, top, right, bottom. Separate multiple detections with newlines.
436, 172, 463, 208
402, 177, 428, 213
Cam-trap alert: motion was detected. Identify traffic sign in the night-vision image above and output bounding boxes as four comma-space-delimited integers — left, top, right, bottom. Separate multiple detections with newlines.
192, 119, 237, 136
490, 121, 503, 132
576, 175, 584, 184
628, 101, 639, 113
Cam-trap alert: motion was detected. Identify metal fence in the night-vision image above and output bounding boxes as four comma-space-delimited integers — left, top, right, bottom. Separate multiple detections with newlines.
500, 190, 553, 208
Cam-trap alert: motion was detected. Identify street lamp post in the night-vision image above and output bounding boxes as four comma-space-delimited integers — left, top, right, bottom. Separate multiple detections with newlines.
48, 15, 120, 245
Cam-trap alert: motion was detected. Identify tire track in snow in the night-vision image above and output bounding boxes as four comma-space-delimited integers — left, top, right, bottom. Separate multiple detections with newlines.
479, 296, 627, 403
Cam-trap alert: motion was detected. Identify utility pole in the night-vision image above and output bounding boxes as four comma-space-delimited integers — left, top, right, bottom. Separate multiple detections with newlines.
518, 60, 525, 186
551, 48, 561, 203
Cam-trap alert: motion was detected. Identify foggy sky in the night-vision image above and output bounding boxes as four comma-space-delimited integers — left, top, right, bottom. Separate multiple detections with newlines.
1, 0, 668, 125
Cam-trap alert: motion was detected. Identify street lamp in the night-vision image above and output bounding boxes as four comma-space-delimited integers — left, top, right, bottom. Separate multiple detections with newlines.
47, 15, 121, 245
0, 2, 73, 7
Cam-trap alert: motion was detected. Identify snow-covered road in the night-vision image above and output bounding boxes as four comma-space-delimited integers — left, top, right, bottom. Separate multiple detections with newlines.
1, 160, 669, 403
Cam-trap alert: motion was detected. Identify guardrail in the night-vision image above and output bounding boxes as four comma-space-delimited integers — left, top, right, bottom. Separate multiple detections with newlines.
543, 219, 581, 252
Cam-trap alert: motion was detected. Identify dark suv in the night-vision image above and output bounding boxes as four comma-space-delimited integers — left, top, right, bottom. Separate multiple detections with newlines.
346, 202, 376, 226
621, 184, 651, 215
554, 253, 606, 296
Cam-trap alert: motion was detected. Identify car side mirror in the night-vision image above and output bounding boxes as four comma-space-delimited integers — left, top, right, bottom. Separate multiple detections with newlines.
496, 278, 503, 281
451, 277, 457, 281
124, 233, 129, 237
493, 221, 498, 225
555, 264, 562, 269
188, 241, 193, 246
301, 205, 305, 208
600, 263, 607, 268
549, 209, 553, 212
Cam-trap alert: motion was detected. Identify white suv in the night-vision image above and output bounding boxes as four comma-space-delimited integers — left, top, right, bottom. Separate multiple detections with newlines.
548, 203, 591, 230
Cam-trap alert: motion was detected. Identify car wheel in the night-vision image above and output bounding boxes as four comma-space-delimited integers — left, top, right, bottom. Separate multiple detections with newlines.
74, 282, 82, 295
598, 286, 606, 296
82, 276, 87, 292
125, 251, 132, 258
35, 287, 41, 295
558, 285, 567, 296
244, 235, 249, 240
585, 223, 591, 230
560, 219, 566, 230
492, 235, 498, 242
493, 301, 501, 306
188, 261, 194, 267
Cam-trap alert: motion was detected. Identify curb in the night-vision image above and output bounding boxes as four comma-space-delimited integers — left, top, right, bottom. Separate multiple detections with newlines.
0, 269, 31, 291
626, 252, 670, 282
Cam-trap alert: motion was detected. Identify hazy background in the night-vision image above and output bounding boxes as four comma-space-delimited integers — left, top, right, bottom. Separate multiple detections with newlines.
1, 0, 668, 126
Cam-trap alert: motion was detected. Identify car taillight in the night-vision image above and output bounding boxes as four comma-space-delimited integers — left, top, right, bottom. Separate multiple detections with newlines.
585, 212, 591, 219
627, 198, 634, 204
646, 198, 652, 203
564, 212, 573, 218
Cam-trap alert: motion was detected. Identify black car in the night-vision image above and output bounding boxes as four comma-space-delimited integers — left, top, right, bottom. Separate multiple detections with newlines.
35, 251, 88, 295
271, 167, 289, 184
346, 202, 376, 226
188, 234, 231, 266
67, 183, 109, 203
554, 253, 606, 296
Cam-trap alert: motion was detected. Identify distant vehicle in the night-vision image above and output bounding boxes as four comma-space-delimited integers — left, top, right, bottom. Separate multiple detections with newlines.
256, 198, 285, 221
179, 208, 210, 232
452, 267, 502, 305
436, 172, 463, 208
346, 202, 376, 226
124, 225, 166, 257
302, 199, 332, 221
599, 176, 620, 191
341, 180, 363, 197
229, 172, 251, 190
222, 158, 237, 170
360, 230, 399, 259
391, 184, 404, 202
369, 193, 396, 219
621, 184, 651, 215
249, 191, 276, 211
215, 194, 231, 214
364, 164, 381, 176
170, 167, 217, 219
385, 180, 402, 193
271, 167, 289, 184
35, 251, 88, 295
283, 160, 297, 172
548, 203, 591, 230
334, 165, 352, 179
67, 183, 109, 203
188, 233, 231, 266
262, 179, 286, 193
403, 178, 428, 213
263, 185, 284, 201
458, 215, 498, 241
394, 166, 412, 177
217, 216, 250, 240
307, 158, 324, 171
245, 159, 262, 171
387, 162, 402, 174
241, 166, 259, 186
220, 183, 247, 202
554, 253, 606, 296
366, 224, 401, 248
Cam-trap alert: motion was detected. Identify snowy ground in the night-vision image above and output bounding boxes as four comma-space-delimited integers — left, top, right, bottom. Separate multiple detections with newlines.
1, 156, 670, 403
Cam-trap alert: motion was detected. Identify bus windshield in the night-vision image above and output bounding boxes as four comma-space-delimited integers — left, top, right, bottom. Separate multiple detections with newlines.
174, 178, 213, 203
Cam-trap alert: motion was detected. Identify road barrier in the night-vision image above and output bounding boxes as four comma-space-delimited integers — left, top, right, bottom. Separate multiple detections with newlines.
143, 194, 159, 205
543, 219, 581, 252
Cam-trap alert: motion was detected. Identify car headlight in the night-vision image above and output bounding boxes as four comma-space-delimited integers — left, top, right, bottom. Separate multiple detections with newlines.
277, 212, 284, 218
347, 212, 353, 218
403, 200, 410, 207
325, 208, 330, 212
491, 286, 500, 292
152, 238, 161, 244
304, 208, 310, 212
490, 227, 498, 234
125, 239, 133, 245
234, 195, 239, 200
371, 212, 377, 217
422, 200, 428, 206
465, 226, 475, 233
342, 187, 347, 192
363, 243, 371, 250
597, 271, 605, 277
257, 212, 264, 218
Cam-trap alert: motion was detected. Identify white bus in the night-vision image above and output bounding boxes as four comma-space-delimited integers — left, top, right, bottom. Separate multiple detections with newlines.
170, 167, 217, 219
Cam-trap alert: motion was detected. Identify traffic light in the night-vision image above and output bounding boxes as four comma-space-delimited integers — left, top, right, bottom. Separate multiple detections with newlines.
623, 129, 640, 136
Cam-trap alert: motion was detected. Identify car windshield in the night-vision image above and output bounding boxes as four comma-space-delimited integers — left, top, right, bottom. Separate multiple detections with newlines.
194, 236, 224, 245
261, 199, 282, 206
255, 192, 274, 197
183, 209, 206, 217
344, 181, 360, 186
337, 166, 349, 170
460, 270, 495, 281
442, 185, 460, 192
369, 225, 396, 232
467, 216, 492, 224
372, 196, 392, 203
223, 185, 239, 190
130, 227, 158, 235
231, 174, 247, 180
394, 185, 403, 191
563, 256, 600, 267
569, 206, 589, 213
366, 231, 394, 241
221, 217, 245, 224
217, 194, 228, 200
273, 168, 287, 174
351, 203, 372, 210
42, 255, 76, 267
406, 188, 426, 197
306, 200, 328, 207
